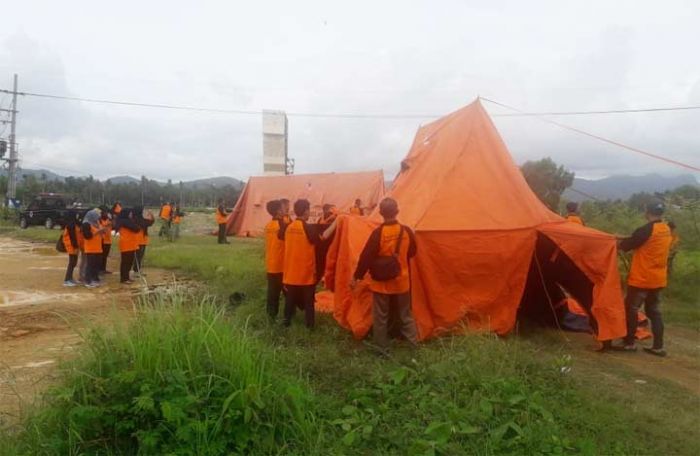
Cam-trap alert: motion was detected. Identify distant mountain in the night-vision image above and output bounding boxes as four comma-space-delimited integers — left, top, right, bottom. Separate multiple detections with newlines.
106, 175, 141, 185
564, 174, 699, 201
183, 176, 244, 189
0, 168, 65, 182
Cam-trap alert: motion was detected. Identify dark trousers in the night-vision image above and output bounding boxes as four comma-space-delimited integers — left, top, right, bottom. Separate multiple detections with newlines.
120, 251, 135, 282
64, 254, 78, 281
267, 273, 284, 320
86, 253, 102, 284
218, 223, 227, 243
133, 245, 146, 272
372, 292, 418, 350
101, 243, 111, 271
284, 284, 315, 328
624, 286, 664, 349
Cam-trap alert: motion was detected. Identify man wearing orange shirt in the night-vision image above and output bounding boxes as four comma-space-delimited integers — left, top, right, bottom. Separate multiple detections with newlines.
352, 198, 418, 353
216, 199, 230, 244
350, 199, 364, 216
264, 200, 287, 320
565, 202, 584, 225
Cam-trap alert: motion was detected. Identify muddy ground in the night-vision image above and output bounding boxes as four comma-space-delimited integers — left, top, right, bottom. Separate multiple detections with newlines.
0, 236, 178, 426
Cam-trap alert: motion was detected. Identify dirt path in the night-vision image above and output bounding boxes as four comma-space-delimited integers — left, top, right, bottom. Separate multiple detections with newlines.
0, 236, 178, 426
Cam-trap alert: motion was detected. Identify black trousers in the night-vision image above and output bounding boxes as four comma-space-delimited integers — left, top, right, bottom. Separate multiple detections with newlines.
101, 243, 111, 271
86, 253, 102, 284
133, 245, 146, 272
65, 254, 78, 281
218, 223, 227, 243
267, 273, 284, 319
624, 286, 664, 349
284, 284, 315, 328
121, 251, 135, 282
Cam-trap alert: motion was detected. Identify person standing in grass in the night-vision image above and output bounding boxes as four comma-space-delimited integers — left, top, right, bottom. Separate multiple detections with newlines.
158, 201, 172, 238
617, 201, 673, 356
316, 204, 338, 285
132, 206, 155, 277
264, 200, 287, 320
81, 209, 107, 288
278, 199, 336, 329
351, 198, 418, 354
350, 199, 364, 216
62, 210, 81, 287
115, 208, 141, 284
171, 205, 183, 241
216, 198, 231, 244
565, 202, 584, 225
99, 206, 113, 274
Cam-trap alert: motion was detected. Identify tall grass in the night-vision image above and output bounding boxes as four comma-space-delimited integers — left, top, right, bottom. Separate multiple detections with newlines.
4, 290, 319, 455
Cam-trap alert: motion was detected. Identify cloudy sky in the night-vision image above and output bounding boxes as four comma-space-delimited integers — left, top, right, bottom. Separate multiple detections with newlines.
1, 0, 698, 182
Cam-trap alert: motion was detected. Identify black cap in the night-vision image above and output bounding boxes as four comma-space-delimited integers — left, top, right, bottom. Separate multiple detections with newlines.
646, 201, 665, 216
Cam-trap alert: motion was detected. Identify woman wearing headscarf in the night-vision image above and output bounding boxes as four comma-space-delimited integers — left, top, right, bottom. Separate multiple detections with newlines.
132, 206, 155, 277
81, 209, 107, 288
99, 206, 114, 274
114, 207, 141, 284
62, 210, 82, 286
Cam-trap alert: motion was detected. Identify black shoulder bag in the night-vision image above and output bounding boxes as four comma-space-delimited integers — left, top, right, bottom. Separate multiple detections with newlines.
369, 226, 404, 281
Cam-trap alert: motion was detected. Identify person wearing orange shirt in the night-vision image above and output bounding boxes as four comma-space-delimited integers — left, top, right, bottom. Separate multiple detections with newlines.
278, 199, 336, 328
264, 200, 287, 320
617, 201, 673, 356
352, 198, 418, 354
171, 205, 183, 241
115, 208, 141, 284
62, 210, 81, 287
216, 199, 231, 244
350, 199, 364, 216
565, 202, 584, 225
99, 207, 113, 274
280, 199, 292, 224
133, 206, 155, 276
158, 201, 173, 238
81, 209, 107, 288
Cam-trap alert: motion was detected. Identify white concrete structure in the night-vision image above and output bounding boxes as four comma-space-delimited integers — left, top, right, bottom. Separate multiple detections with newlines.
262, 110, 288, 175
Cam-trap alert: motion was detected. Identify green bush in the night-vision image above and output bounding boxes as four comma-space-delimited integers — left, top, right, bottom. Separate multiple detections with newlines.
6, 290, 319, 455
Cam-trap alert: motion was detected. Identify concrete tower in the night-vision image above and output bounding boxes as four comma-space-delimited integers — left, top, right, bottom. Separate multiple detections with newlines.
262, 110, 288, 175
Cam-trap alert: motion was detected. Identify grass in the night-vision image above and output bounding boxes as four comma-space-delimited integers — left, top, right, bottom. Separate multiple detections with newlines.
1, 229, 698, 454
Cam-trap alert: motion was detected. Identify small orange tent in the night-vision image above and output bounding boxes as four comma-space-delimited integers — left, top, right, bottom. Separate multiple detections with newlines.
227, 171, 385, 237
325, 99, 627, 342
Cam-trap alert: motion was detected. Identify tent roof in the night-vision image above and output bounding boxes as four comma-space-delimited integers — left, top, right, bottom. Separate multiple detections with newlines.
374, 99, 562, 231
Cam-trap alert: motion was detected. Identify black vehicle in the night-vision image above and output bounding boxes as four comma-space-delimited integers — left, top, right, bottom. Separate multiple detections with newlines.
18, 193, 88, 229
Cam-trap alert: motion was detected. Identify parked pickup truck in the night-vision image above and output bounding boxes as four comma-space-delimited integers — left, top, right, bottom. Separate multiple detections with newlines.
18, 193, 89, 229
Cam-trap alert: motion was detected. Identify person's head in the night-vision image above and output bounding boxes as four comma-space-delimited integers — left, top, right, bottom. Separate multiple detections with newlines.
379, 198, 399, 221
266, 199, 282, 218
280, 198, 290, 214
354, 199, 362, 207
668, 220, 676, 232
566, 202, 578, 214
322, 203, 334, 217
645, 201, 665, 221
294, 199, 311, 220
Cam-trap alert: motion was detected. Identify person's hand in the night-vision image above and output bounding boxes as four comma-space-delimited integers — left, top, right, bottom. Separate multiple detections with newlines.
349, 278, 359, 290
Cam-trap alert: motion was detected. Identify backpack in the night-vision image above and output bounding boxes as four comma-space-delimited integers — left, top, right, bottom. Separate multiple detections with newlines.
56, 233, 67, 253
369, 226, 404, 281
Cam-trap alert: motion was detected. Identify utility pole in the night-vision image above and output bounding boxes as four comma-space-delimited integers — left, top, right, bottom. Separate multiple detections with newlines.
1, 74, 18, 204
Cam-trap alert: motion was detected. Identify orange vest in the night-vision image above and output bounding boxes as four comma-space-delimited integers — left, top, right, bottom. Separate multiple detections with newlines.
62, 226, 79, 255
83, 225, 103, 254
160, 204, 172, 220
350, 207, 362, 216
265, 219, 285, 274
113, 203, 122, 215
370, 224, 411, 295
173, 214, 182, 224
628, 222, 672, 289
216, 208, 228, 224
566, 215, 583, 225
283, 220, 316, 286
100, 219, 112, 244
119, 227, 140, 253
77, 228, 84, 250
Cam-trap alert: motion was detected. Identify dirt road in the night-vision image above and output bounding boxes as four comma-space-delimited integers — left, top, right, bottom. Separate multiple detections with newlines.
0, 236, 176, 426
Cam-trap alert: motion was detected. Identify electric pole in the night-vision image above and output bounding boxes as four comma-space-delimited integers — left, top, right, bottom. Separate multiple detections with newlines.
2, 74, 19, 203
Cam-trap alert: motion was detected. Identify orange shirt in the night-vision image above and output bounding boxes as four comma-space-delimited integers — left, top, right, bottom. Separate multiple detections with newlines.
83, 225, 103, 254
370, 224, 411, 294
265, 219, 285, 274
350, 207, 363, 216
566, 215, 584, 225
628, 222, 672, 289
173, 214, 182, 224
62, 225, 79, 255
113, 203, 122, 215
283, 220, 316, 286
119, 227, 140, 253
215, 207, 228, 224
100, 219, 112, 244
160, 204, 172, 220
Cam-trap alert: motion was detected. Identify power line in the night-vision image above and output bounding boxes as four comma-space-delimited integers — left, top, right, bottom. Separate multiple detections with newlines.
481, 97, 700, 172
2, 88, 700, 119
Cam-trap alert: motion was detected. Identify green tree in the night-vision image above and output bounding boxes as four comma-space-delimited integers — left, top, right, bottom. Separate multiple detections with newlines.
521, 157, 574, 210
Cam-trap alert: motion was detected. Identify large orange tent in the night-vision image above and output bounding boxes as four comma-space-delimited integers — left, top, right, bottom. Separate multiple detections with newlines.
227, 170, 385, 237
325, 99, 627, 342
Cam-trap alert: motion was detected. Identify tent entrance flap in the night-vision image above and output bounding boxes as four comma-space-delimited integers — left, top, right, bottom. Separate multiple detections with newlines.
517, 233, 596, 333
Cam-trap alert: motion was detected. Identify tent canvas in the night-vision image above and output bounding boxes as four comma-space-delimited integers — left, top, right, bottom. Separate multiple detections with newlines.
227, 170, 385, 237
325, 99, 627, 342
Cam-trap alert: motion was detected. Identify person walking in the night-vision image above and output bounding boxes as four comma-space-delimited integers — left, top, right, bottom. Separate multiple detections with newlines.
216, 199, 230, 244
351, 198, 418, 355
617, 201, 673, 356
